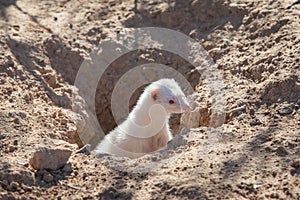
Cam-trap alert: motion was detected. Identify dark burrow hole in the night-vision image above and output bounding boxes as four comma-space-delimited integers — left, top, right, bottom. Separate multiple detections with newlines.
95, 48, 201, 136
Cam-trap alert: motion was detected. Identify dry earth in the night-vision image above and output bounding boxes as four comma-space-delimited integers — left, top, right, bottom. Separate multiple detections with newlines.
0, 0, 300, 199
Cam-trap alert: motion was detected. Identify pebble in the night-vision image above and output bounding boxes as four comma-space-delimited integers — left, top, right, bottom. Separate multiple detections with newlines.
62, 163, 72, 172
19, 112, 27, 119
9, 145, 17, 152
22, 185, 33, 192
13, 117, 20, 124
291, 160, 300, 168
276, 146, 289, 157
42, 171, 54, 183
9, 181, 19, 191
83, 160, 89, 165
17, 161, 29, 167
75, 144, 91, 155
151, 156, 158, 161
253, 183, 262, 189
277, 106, 294, 116
291, 160, 300, 176
12, 25, 20, 31
250, 119, 262, 126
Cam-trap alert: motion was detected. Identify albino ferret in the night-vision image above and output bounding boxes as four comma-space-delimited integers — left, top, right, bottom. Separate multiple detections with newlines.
94, 78, 190, 158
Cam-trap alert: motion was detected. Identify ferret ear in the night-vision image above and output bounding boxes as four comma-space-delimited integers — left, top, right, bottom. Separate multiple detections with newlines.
151, 88, 160, 101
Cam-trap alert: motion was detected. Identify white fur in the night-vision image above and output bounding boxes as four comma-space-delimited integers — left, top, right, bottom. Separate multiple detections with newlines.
94, 78, 190, 158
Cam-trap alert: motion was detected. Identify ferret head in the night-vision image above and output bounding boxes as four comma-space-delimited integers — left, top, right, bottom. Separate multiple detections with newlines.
147, 78, 190, 114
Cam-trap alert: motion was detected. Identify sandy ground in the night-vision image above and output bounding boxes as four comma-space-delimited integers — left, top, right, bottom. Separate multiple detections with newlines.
0, 0, 300, 199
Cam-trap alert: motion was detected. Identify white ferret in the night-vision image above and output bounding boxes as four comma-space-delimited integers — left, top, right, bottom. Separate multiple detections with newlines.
94, 78, 190, 158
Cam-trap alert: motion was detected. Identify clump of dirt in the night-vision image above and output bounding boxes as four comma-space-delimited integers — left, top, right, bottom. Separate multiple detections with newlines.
0, 0, 300, 199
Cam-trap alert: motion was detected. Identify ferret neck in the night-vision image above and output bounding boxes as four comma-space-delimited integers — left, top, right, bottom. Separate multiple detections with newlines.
130, 93, 169, 126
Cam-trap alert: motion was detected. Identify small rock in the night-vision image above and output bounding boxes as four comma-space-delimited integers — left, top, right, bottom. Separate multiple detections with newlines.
291, 160, 300, 168
5, 66, 14, 77
295, 100, 300, 108
13, 140, 18, 146
12, 25, 20, 31
22, 185, 33, 192
265, 146, 273, 152
291, 160, 300, 176
250, 119, 262, 126
17, 161, 29, 167
8, 181, 19, 191
75, 144, 91, 155
249, 108, 255, 116
270, 193, 279, 198
151, 156, 158, 161
24, 92, 33, 102
287, 142, 295, 149
62, 163, 72, 172
43, 73, 57, 88
13, 117, 20, 124
189, 29, 200, 38
277, 106, 294, 116
15, 66, 26, 81
253, 183, 262, 189
19, 112, 27, 119
30, 147, 72, 170
276, 146, 289, 157
83, 160, 89, 165
9, 145, 17, 152
43, 172, 54, 183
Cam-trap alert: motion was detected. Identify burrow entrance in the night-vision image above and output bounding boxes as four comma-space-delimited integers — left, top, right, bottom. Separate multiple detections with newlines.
95, 48, 203, 136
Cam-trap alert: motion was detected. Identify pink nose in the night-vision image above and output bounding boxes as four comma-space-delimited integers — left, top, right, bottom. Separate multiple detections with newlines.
182, 104, 190, 111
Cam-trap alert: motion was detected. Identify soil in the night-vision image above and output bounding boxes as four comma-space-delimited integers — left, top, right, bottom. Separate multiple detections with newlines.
0, 0, 300, 199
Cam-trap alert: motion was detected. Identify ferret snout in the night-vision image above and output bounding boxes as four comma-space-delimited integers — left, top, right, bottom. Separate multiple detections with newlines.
182, 103, 190, 111
178, 96, 190, 112
179, 98, 190, 111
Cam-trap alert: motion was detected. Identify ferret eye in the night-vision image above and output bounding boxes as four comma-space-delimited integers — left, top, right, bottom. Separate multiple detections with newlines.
169, 100, 175, 104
